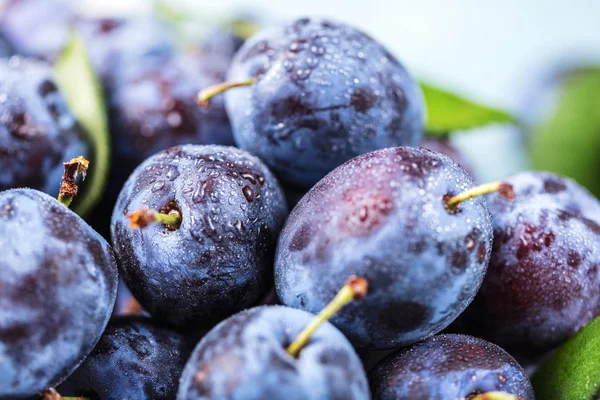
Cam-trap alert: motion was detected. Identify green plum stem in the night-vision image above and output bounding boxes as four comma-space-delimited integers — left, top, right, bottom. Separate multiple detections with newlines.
469, 392, 521, 400
445, 181, 514, 213
286, 276, 368, 358
197, 78, 256, 107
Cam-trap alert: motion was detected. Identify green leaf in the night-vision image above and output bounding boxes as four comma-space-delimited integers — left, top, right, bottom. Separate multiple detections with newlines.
420, 81, 516, 136
528, 67, 600, 198
54, 31, 110, 217
531, 317, 600, 400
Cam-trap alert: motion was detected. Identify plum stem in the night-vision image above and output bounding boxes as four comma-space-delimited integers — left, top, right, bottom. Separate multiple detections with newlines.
286, 276, 368, 358
41, 388, 89, 400
197, 77, 256, 107
444, 181, 514, 213
126, 208, 182, 230
57, 156, 89, 208
469, 392, 521, 400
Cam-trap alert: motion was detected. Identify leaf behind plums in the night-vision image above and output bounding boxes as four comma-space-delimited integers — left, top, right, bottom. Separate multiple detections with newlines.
420, 81, 516, 136
527, 66, 600, 199
531, 317, 600, 400
54, 31, 110, 217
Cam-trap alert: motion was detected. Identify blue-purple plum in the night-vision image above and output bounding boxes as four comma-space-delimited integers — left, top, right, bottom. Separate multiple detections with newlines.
275, 146, 492, 349
460, 171, 600, 361
0, 189, 118, 399
0, 57, 89, 195
177, 305, 369, 400
369, 334, 534, 399
225, 17, 424, 188
111, 145, 287, 329
58, 317, 195, 400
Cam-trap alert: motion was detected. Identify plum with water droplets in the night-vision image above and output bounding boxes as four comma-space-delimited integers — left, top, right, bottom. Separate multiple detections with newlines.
58, 316, 195, 400
459, 171, 600, 361
111, 144, 288, 329
177, 305, 370, 400
215, 17, 424, 188
0, 57, 89, 195
0, 189, 118, 399
369, 334, 534, 399
275, 146, 493, 349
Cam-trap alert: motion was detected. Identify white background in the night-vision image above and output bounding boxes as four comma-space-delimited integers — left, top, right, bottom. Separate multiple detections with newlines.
72, 0, 600, 180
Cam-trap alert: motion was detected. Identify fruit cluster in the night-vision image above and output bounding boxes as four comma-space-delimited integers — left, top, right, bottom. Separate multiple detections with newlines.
1, 2, 599, 399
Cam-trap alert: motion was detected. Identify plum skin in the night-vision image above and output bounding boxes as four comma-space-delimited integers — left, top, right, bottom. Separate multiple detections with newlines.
177, 305, 369, 400
111, 145, 288, 329
0, 189, 118, 399
275, 146, 493, 349
225, 17, 424, 189
58, 317, 195, 400
0, 57, 89, 195
460, 171, 600, 361
369, 334, 535, 399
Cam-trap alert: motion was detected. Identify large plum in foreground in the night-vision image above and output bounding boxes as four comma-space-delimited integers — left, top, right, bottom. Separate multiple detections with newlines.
111, 145, 287, 329
177, 305, 369, 400
0, 189, 118, 399
275, 147, 492, 349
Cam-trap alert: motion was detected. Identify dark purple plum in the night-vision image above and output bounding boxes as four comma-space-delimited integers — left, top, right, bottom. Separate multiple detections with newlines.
0, 57, 89, 195
58, 317, 195, 400
421, 138, 476, 179
108, 50, 234, 185
76, 16, 176, 85
275, 146, 493, 349
369, 334, 534, 399
83, 22, 233, 239
0, 189, 118, 399
0, 0, 75, 59
222, 17, 424, 188
111, 145, 288, 329
460, 171, 600, 361
177, 305, 369, 400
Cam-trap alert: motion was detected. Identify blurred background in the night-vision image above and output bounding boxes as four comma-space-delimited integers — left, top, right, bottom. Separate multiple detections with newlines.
66, 0, 600, 182
2, 0, 599, 190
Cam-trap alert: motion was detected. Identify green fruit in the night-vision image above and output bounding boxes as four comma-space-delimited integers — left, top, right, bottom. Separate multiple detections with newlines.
528, 67, 600, 198
531, 317, 600, 399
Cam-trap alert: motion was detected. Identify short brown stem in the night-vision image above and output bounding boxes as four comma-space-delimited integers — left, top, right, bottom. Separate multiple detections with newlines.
126, 207, 182, 230
57, 156, 89, 208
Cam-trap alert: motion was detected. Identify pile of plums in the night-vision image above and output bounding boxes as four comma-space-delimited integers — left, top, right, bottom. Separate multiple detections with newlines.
1, 1, 599, 399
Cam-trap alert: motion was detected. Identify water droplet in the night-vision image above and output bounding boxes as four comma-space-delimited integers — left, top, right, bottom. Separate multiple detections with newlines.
166, 168, 180, 181
241, 173, 257, 185
283, 60, 294, 71
306, 57, 319, 67
242, 185, 255, 202
152, 181, 165, 192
